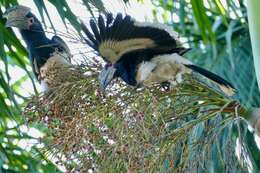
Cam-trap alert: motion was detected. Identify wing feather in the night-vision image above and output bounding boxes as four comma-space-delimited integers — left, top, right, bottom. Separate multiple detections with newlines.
111, 13, 123, 40
106, 13, 113, 27
80, 21, 98, 49
98, 15, 106, 40
90, 19, 101, 43
81, 13, 184, 63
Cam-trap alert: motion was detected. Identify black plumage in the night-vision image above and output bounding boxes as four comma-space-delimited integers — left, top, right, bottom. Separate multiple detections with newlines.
106, 13, 114, 27
4, 5, 84, 91
81, 20, 98, 50
82, 13, 235, 96
98, 15, 106, 40
81, 13, 181, 63
185, 64, 234, 89
90, 19, 101, 43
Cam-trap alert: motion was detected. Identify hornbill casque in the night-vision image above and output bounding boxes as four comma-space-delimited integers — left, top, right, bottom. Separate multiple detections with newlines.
81, 13, 236, 96
3, 5, 82, 91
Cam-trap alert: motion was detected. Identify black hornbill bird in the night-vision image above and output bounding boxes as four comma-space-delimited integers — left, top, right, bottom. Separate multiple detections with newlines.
81, 13, 235, 96
3, 5, 81, 91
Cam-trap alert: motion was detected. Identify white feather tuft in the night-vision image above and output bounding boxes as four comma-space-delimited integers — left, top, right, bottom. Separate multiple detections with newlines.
136, 61, 156, 82
136, 53, 192, 85
151, 53, 192, 65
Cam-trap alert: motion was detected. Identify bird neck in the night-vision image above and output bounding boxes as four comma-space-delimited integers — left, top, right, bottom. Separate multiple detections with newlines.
20, 29, 51, 52
20, 29, 58, 70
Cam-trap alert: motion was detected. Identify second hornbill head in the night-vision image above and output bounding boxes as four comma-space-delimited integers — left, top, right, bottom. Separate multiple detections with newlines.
3, 5, 43, 32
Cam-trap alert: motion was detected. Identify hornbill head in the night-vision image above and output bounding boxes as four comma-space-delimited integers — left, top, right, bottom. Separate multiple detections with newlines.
3, 5, 43, 31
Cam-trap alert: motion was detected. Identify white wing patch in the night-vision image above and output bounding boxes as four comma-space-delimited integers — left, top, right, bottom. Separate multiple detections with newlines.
136, 61, 156, 82
136, 53, 192, 86
151, 53, 192, 65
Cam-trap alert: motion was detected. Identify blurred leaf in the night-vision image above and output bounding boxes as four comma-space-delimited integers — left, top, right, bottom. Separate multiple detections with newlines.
190, 0, 215, 43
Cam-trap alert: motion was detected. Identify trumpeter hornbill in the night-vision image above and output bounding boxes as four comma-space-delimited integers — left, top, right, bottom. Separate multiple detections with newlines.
81, 13, 235, 96
3, 5, 81, 91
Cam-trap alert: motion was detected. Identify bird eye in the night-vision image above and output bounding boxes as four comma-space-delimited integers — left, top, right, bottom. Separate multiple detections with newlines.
28, 17, 34, 24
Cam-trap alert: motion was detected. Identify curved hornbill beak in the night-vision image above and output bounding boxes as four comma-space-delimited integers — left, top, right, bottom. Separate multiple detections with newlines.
99, 65, 117, 91
3, 5, 31, 29
5, 17, 27, 28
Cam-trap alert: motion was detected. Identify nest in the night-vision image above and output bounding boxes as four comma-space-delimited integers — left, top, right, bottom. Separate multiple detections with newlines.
23, 71, 250, 172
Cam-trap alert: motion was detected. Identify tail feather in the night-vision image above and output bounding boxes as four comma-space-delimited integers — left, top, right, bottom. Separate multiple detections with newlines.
185, 64, 236, 96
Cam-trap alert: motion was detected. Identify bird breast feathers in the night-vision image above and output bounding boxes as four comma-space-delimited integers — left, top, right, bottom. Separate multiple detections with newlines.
46, 52, 71, 66
39, 52, 71, 81
136, 61, 156, 82
39, 52, 72, 90
151, 53, 192, 65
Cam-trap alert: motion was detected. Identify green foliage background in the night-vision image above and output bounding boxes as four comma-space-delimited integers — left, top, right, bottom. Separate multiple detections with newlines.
0, 0, 259, 172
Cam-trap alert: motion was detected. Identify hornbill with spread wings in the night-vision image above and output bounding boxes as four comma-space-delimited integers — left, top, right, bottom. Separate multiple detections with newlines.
81, 13, 235, 96
3, 5, 82, 91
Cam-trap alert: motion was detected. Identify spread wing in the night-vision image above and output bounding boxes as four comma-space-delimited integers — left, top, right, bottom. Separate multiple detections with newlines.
51, 35, 71, 63
81, 13, 186, 64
